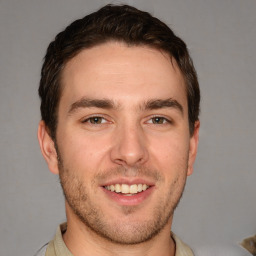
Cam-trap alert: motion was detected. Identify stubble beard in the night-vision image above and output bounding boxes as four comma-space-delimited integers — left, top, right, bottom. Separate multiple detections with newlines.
57, 154, 187, 245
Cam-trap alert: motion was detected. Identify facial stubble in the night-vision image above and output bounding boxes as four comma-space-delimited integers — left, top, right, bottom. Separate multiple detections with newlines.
57, 151, 188, 245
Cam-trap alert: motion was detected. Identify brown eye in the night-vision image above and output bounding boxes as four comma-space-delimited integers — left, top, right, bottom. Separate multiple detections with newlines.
89, 117, 102, 124
152, 117, 166, 124
88, 117, 104, 124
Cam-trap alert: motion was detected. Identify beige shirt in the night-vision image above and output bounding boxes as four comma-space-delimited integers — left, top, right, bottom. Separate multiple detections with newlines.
43, 223, 194, 256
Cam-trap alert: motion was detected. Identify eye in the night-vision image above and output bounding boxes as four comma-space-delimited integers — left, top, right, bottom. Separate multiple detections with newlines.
148, 116, 171, 124
151, 117, 166, 124
82, 116, 107, 124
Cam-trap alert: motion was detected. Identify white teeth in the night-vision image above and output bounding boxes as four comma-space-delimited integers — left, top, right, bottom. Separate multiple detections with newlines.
137, 184, 143, 192
105, 183, 149, 194
121, 184, 130, 193
115, 184, 121, 193
130, 184, 138, 194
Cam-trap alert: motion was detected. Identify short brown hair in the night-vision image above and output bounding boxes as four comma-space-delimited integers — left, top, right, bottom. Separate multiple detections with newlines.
39, 4, 200, 139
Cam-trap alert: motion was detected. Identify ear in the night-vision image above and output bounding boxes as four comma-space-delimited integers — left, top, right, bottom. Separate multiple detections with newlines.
37, 120, 59, 175
187, 121, 200, 176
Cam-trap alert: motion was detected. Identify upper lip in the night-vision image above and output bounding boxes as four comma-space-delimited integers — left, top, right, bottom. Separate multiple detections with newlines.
100, 177, 155, 187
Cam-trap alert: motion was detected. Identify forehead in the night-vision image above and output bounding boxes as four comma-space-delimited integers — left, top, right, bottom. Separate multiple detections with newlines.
60, 42, 187, 111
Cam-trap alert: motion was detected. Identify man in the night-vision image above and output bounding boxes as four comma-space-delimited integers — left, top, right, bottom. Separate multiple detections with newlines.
36, 4, 200, 256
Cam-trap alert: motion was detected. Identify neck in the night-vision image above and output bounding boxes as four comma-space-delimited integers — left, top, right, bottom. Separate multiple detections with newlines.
63, 206, 175, 256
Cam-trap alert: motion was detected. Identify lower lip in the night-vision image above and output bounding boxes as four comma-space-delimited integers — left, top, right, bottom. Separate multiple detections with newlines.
101, 186, 154, 206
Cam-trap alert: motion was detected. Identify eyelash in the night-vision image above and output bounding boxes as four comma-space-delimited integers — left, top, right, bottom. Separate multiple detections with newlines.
146, 116, 172, 125
81, 115, 109, 125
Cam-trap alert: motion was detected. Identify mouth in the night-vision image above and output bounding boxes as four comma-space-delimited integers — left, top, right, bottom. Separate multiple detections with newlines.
104, 184, 150, 196
101, 178, 155, 206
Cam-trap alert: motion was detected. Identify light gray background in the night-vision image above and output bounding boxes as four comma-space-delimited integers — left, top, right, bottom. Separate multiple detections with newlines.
0, 0, 255, 255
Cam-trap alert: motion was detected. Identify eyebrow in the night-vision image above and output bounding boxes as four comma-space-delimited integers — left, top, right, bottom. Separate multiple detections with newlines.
68, 97, 183, 115
68, 98, 117, 114
143, 98, 183, 114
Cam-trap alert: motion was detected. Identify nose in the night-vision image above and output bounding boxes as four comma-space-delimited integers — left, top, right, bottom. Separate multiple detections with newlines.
110, 123, 149, 167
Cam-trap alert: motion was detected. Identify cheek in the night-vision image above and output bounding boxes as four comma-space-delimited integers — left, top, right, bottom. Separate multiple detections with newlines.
58, 130, 112, 171
149, 133, 190, 165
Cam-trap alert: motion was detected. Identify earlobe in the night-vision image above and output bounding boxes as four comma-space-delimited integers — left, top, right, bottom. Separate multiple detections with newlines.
187, 121, 200, 176
37, 120, 59, 175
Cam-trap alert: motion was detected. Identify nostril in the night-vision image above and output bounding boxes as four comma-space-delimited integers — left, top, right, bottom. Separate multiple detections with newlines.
113, 155, 146, 167
114, 158, 126, 166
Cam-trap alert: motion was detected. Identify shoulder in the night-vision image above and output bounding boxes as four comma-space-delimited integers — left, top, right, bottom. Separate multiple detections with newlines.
34, 243, 48, 256
172, 233, 194, 256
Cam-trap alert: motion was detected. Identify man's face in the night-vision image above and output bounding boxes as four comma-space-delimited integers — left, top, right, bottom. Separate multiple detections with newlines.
43, 42, 199, 244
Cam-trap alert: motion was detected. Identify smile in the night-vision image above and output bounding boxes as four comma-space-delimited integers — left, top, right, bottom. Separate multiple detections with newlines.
104, 184, 149, 195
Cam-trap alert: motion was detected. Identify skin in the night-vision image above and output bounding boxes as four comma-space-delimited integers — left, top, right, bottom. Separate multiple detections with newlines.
38, 42, 199, 256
